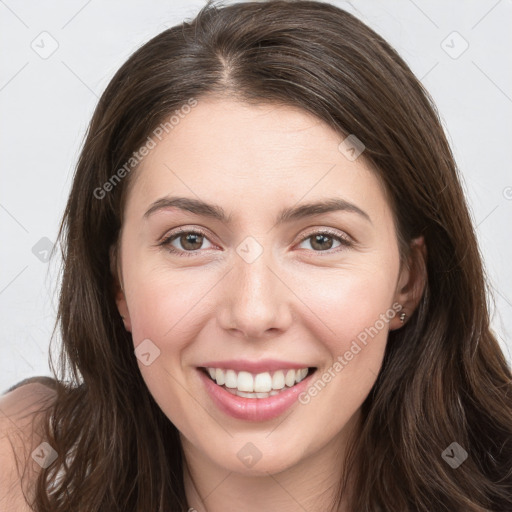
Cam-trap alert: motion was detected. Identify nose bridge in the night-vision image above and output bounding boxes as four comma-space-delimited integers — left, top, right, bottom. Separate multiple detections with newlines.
220, 237, 291, 338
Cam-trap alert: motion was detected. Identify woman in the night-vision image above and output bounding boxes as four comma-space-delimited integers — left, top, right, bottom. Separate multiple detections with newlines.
1, 1, 511, 510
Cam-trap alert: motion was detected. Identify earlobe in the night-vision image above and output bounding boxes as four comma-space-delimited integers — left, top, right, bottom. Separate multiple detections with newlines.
110, 243, 132, 333
391, 236, 427, 330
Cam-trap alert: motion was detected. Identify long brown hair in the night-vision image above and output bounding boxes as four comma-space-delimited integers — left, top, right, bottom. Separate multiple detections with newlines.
24, 1, 512, 510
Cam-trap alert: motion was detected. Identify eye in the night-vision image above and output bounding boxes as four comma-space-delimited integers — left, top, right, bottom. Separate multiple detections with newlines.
296, 229, 352, 254
158, 227, 352, 257
159, 228, 215, 257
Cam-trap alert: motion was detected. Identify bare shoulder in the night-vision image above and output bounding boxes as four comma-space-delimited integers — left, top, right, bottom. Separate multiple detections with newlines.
0, 377, 58, 511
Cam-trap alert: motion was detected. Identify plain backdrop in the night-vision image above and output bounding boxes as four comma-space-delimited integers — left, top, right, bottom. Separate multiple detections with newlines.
1, 0, 511, 393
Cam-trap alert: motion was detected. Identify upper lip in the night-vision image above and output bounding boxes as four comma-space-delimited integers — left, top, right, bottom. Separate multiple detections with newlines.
198, 359, 316, 374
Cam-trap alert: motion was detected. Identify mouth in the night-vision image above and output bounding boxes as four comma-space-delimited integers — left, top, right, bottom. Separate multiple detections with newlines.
199, 366, 317, 399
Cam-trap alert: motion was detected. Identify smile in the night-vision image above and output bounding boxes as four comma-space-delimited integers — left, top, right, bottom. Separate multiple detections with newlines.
204, 367, 310, 398
198, 366, 317, 421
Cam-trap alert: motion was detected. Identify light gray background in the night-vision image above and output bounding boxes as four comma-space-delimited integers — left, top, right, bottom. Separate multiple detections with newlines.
1, 0, 511, 393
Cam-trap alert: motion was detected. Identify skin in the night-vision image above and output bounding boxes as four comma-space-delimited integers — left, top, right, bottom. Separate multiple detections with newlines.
114, 97, 426, 512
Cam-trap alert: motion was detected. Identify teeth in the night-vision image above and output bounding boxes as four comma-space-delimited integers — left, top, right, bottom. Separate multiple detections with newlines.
225, 369, 237, 388
285, 369, 295, 387
254, 372, 272, 392
237, 371, 254, 392
271, 371, 285, 390
215, 368, 225, 386
296, 368, 308, 382
206, 367, 311, 394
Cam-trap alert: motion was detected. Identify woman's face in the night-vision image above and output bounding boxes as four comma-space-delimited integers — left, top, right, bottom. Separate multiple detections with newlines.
115, 97, 410, 476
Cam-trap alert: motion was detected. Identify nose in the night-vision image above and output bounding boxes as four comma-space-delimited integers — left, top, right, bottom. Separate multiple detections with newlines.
217, 246, 293, 340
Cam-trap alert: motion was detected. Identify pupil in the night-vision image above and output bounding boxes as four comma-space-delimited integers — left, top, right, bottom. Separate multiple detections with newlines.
182, 233, 202, 250
312, 234, 333, 251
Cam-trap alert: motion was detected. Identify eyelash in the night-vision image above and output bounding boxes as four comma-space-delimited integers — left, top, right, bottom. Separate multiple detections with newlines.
158, 227, 353, 258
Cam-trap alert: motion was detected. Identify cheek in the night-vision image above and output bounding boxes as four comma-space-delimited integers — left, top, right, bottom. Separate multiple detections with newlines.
122, 266, 212, 432
295, 261, 398, 352
292, 263, 398, 420
291, 273, 395, 444
126, 263, 216, 345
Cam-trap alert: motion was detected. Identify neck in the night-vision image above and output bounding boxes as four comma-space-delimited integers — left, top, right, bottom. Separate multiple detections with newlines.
182, 411, 360, 512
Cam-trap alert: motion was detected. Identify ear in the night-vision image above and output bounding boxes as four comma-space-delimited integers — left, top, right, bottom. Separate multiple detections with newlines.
110, 243, 132, 333
390, 236, 427, 330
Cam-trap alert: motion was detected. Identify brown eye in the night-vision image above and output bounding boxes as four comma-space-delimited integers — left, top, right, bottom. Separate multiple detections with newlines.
177, 232, 204, 251
310, 234, 335, 251
160, 229, 214, 256
297, 230, 352, 254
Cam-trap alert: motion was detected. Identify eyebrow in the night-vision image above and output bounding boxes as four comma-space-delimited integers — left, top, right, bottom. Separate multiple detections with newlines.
144, 196, 372, 225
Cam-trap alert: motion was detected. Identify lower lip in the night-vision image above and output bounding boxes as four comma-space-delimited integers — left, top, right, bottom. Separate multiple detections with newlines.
197, 368, 315, 422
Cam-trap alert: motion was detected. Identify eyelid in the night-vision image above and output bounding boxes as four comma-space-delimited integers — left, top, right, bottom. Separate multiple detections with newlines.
158, 226, 212, 244
297, 226, 352, 244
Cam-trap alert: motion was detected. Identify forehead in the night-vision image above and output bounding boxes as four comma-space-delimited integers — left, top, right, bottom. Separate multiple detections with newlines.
123, 97, 390, 223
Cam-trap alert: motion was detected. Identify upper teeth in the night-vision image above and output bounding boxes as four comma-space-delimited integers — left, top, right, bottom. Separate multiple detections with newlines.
207, 367, 309, 392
